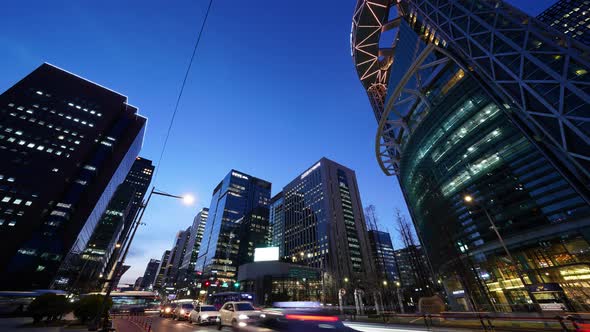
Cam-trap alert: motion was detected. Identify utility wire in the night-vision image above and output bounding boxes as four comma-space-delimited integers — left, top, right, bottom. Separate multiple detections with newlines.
153, 0, 214, 184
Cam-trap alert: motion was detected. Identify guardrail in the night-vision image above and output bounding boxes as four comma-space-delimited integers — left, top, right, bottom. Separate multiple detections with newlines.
364, 311, 590, 331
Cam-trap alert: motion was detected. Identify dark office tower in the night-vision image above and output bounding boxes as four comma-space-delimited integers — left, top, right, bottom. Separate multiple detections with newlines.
164, 228, 190, 287
181, 208, 209, 273
120, 157, 154, 236
154, 250, 170, 289
61, 183, 134, 291
538, 0, 590, 46
269, 193, 285, 257
352, 0, 590, 311
368, 230, 397, 282
140, 258, 161, 290
0, 64, 146, 290
196, 170, 271, 284
281, 158, 374, 303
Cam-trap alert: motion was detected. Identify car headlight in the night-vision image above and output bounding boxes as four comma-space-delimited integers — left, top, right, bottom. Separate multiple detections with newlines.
260, 314, 266, 318
180, 309, 185, 314
238, 314, 249, 320
202, 314, 209, 319
165, 308, 171, 313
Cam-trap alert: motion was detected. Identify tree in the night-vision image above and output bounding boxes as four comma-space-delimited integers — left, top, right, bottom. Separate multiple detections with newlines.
73, 294, 112, 324
27, 293, 70, 323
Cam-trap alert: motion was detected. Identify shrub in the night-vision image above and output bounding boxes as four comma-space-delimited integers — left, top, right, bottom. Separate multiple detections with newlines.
73, 294, 112, 324
27, 293, 70, 323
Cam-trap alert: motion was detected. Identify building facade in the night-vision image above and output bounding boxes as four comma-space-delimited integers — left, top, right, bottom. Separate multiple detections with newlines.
140, 258, 161, 290
180, 208, 209, 274
195, 170, 271, 287
538, 0, 590, 46
269, 193, 285, 258
0, 64, 146, 290
154, 250, 170, 290
368, 230, 398, 282
280, 158, 375, 303
164, 228, 190, 288
352, 0, 590, 311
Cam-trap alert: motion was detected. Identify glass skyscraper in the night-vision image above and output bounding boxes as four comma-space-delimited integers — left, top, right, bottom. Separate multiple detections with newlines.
269, 193, 285, 257
196, 170, 271, 286
0, 64, 146, 290
280, 158, 375, 303
352, 0, 590, 311
368, 230, 397, 282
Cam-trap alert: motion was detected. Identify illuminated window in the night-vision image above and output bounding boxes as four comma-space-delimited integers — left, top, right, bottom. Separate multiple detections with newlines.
52, 168, 59, 172
13, 199, 22, 205
2, 197, 11, 203
25, 201, 32, 206
8, 220, 16, 226
26, 143, 35, 148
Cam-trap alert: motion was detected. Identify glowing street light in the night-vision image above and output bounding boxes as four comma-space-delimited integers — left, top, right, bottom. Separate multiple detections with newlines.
344, 277, 349, 283
182, 194, 195, 206
463, 194, 473, 203
383, 280, 388, 286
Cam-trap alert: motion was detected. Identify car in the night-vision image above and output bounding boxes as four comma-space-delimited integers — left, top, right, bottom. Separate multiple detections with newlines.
189, 304, 220, 325
173, 302, 194, 321
241, 309, 356, 332
217, 301, 265, 330
159, 303, 177, 318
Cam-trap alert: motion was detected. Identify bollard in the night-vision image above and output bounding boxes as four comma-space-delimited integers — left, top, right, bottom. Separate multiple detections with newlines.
556, 316, 569, 332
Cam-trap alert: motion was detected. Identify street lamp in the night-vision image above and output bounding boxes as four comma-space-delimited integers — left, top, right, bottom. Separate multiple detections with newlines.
463, 194, 539, 311
96, 186, 194, 330
344, 277, 349, 283
383, 280, 388, 286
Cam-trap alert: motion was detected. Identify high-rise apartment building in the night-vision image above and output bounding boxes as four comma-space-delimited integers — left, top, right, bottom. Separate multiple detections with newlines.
154, 250, 170, 289
368, 230, 397, 282
538, 0, 590, 46
352, 0, 590, 311
0, 64, 146, 290
196, 170, 271, 284
140, 258, 161, 290
281, 158, 374, 302
269, 193, 285, 257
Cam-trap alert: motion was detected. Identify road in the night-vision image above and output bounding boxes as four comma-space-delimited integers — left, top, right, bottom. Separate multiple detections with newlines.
113, 315, 479, 332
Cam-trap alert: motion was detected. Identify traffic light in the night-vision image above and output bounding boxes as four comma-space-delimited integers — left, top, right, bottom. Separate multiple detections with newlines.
204, 281, 210, 287
234, 282, 240, 288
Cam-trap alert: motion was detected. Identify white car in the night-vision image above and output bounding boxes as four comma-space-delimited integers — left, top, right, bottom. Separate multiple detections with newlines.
217, 301, 265, 330
189, 304, 220, 325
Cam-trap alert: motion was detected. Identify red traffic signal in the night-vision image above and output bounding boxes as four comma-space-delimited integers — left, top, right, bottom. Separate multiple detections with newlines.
204, 281, 210, 287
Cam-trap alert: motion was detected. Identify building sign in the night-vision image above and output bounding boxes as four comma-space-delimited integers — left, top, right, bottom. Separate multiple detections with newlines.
232, 172, 249, 180
288, 268, 319, 279
254, 247, 279, 262
300, 162, 321, 179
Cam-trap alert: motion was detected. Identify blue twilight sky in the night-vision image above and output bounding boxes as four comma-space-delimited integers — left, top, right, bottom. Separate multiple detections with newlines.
0, 0, 553, 284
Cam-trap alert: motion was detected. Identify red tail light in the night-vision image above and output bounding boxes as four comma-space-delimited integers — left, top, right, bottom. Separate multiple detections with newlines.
285, 314, 339, 322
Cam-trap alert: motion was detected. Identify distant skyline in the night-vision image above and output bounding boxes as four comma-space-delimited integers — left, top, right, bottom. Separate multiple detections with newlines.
0, 0, 554, 285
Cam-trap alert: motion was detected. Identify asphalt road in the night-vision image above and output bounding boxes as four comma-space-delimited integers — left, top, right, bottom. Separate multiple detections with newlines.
113, 316, 479, 332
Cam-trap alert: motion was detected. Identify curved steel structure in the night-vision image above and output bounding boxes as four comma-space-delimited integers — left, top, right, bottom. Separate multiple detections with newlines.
352, 0, 590, 185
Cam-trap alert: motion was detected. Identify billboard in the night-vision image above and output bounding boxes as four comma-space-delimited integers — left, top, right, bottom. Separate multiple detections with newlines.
254, 247, 279, 262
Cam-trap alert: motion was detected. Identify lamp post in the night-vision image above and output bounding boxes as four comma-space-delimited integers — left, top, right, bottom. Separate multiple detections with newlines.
96, 186, 193, 331
463, 194, 539, 312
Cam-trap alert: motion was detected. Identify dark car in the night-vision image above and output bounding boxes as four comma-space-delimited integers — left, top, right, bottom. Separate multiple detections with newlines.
159, 303, 177, 318
238, 309, 356, 332
173, 303, 194, 321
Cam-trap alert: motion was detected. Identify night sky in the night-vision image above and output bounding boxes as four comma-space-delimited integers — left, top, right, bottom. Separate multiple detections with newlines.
0, 0, 554, 285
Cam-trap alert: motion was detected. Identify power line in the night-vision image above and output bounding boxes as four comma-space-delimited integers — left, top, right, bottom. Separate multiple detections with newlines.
153, 0, 214, 184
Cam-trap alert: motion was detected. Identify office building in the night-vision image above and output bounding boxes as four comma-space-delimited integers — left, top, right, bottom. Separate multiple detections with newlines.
196, 170, 271, 285
352, 0, 590, 311
368, 230, 398, 282
134, 277, 143, 291
0, 64, 146, 290
154, 250, 170, 290
164, 228, 190, 287
140, 258, 161, 290
538, 0, 590, 46
112, 265, 130, 289
180, 208, 209, 274
281, 158, 374, 303
269, 193, 285, 257
58, 183, 134, 291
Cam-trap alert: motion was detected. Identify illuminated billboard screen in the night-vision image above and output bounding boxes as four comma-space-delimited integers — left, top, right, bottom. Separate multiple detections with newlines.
254, 247, 279, 262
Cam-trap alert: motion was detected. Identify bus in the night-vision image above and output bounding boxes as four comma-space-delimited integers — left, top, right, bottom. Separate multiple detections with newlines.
207, 292, 255, 309
86, 291, 161, 313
